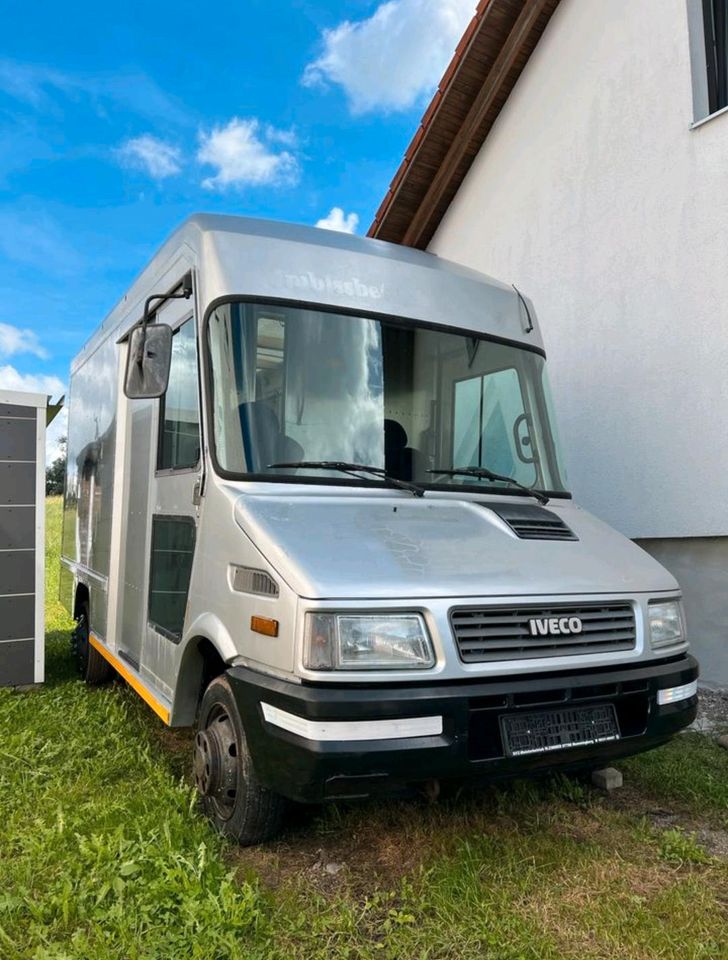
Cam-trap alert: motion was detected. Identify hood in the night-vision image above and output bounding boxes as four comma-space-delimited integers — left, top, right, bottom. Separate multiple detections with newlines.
232, 492, 678, 600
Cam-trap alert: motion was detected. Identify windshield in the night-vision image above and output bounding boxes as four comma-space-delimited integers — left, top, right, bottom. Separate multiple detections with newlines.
207, 301, 568, 495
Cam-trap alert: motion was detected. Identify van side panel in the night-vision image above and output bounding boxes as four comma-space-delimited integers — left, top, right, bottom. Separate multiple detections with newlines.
60, 334, 119, 627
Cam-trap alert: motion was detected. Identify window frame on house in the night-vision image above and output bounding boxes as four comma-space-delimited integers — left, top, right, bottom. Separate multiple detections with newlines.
703, 0, 728, 112
687, 0, 728, 125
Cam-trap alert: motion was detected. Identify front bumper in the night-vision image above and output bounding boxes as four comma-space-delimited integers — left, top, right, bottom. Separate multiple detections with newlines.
228, 654, 699, 802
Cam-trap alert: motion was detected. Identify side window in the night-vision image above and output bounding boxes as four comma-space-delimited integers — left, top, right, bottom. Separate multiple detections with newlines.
158, 319, 200, 471
453, 368, 537, 486
148, 516, 195, 641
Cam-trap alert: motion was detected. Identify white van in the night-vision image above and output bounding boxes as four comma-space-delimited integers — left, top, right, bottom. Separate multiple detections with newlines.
61, 215, 698, 844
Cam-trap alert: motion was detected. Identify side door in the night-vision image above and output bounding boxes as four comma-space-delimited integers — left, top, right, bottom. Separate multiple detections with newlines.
141, 306, 203, 699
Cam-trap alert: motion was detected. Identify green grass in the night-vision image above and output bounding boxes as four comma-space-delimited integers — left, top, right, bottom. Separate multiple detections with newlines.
0, 497, 726, 959
2, 502, 271, 959
622, 733, 728, 823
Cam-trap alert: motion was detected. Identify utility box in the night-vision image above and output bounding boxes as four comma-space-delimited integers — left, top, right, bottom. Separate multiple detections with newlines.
0, 389, 48, 686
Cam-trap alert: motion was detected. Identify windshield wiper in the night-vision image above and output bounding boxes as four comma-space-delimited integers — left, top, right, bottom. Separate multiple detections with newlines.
428, 466, 549, 505
267, 460, 426, 498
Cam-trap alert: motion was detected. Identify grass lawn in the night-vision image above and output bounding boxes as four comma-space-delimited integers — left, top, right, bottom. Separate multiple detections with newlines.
0, 497, 726, 959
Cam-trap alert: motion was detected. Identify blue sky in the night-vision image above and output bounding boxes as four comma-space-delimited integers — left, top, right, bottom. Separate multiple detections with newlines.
0, 0, 476, 457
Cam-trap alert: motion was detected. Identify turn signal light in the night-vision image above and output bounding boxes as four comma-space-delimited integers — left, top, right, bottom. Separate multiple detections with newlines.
251, 616, 279, 638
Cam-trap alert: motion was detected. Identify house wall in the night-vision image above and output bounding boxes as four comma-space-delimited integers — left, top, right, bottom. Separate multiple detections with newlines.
429, 0, 728, 685
430, 0, 728, 539
635, 537, 728, 691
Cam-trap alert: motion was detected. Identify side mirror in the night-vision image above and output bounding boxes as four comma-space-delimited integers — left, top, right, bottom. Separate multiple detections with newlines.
124, 324, 173, 399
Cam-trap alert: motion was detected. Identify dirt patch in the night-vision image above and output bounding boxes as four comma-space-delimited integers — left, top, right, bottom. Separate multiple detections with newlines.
605, 785, 727, 856
629, 804, 728, 860
647, 808, 682, 831
232, 797, 444, 896
231, 783, 574, 895
230, 790, 689, 897
156, 726, 194, 755
604, 779, 665, 815
148, 724, 194, 779
650, 813, 728, 858
696, 826, 728, 859
692, 688, 728, 734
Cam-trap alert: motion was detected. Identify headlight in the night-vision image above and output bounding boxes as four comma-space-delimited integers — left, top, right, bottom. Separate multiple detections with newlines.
304, 613, 435, 670
648, 600, 685, 650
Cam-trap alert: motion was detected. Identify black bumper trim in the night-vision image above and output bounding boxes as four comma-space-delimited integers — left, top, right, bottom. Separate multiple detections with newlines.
228, 655, 698, 802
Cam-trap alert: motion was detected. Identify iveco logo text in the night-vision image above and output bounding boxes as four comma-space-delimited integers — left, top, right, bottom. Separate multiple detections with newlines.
528, 617, 583, 637
276, 270, 384, 300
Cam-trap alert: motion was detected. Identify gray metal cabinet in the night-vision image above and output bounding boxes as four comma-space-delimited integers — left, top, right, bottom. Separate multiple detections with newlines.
0, 389, 46, 686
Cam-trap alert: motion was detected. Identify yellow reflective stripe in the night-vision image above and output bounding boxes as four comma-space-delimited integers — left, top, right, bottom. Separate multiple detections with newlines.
89, 633, 171, 725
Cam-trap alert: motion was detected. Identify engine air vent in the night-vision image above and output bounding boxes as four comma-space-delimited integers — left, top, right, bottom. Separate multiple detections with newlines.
484, 502, 577, 541
231, 566, 279, 597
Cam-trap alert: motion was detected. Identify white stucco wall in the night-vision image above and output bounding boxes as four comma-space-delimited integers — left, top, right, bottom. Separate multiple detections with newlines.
430, 0, 728, 539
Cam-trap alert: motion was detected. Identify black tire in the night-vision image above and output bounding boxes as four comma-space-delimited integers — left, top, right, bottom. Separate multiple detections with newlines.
193, 675, 286, 845
71, 602, 114, 685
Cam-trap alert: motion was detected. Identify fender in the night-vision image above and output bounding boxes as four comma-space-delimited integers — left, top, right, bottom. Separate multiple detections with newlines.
173, 613, 238, 724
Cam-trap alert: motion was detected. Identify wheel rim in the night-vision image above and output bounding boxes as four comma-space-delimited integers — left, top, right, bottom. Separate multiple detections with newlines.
193, 706, 239, 820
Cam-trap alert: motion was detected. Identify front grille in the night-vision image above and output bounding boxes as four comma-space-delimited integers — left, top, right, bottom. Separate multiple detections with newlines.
451, 602, 636, 663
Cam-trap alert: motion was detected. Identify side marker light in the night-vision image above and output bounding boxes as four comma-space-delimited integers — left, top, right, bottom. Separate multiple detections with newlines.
251, 616, 279, 638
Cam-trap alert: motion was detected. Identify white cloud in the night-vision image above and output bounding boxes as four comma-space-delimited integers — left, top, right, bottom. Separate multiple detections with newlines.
0, 322, 48, 359
197, 117, 299, 190
264, 124, 297, 147
302, 0, 476, 114
117, 134, 182, 179
0, 365, 67, 463
315, 207, 360, 234
0, 365, 65, 401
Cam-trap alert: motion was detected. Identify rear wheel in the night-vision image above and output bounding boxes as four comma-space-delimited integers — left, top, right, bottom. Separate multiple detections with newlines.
193, 675, 286, 845
71, 601, 114, 684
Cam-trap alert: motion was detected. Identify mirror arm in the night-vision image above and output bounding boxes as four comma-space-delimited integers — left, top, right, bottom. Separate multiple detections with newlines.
135, 277, 194, 366
512, 284, 534, 334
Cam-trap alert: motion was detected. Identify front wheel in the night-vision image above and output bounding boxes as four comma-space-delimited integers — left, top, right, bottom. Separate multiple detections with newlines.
193, 675, 286, 845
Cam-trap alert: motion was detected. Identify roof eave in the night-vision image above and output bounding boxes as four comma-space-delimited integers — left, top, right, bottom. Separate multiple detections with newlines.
368, 0, 561, 249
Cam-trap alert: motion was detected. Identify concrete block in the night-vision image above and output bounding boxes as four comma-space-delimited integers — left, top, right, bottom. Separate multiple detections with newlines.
591, 767, 623, 792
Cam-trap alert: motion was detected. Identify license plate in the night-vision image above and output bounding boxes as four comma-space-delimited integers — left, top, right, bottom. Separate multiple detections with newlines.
501, 704, 620, 757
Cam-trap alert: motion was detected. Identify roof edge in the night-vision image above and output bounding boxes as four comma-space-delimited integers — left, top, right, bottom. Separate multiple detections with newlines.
368, 0, 561, 249
368, 0, 492, 238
